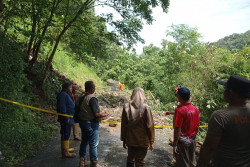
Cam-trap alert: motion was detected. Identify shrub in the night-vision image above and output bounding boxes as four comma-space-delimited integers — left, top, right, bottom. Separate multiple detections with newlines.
0, 32, 57, 166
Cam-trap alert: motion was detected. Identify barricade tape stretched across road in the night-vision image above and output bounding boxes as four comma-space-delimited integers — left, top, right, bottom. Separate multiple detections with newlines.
0, 97, 208, 128
0, 97, 73, 118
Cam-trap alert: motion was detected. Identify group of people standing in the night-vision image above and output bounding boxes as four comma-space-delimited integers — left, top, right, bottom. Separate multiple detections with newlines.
57, 81, 109, 167
56, 75, 250, 167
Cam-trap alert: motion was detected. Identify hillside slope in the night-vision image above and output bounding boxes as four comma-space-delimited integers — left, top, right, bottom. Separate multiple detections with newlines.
212, 30, 250, 51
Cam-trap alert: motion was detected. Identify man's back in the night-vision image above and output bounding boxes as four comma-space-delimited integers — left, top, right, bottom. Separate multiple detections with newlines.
207, 106, 250, 166
174, 102, 200, 137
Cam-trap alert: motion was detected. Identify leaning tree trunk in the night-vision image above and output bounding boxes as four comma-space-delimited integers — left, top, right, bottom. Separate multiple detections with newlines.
29, 0, 60, 67
26, 0, 37, 62
40, 1, 92, 89
27, 18, 36, 62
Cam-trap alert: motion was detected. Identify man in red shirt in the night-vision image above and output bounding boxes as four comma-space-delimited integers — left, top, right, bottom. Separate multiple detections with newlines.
173, 87, 200, 167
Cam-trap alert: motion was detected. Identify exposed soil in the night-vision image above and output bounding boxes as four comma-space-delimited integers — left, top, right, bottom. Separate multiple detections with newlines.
98, 90, 173, 128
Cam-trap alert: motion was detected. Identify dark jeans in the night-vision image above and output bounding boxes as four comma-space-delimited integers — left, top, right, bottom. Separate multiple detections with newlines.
60, 123, 72, 140
79, 120, 99, 161
127, 146, 148, 167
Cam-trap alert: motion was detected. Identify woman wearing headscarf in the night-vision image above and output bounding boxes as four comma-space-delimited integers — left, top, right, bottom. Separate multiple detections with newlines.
121, 88, 155, 167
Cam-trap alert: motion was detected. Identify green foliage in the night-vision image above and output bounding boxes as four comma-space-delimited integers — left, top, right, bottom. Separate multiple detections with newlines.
212, 30, 250, 52
96, 24, 250, 122
1, 1, 171, 165
0, 110, 56, 165
51, 47, 104, 92
0, 31, 57, 166
96, 0, 170, 45
63, 13, 120, 65
196, 127, 208, 142
1, 0, 170, 66
166, 24, 203, 55
29, 61, 62, 105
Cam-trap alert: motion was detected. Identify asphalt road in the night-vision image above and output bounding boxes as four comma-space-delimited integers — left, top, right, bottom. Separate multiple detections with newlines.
18, 123, 173, 167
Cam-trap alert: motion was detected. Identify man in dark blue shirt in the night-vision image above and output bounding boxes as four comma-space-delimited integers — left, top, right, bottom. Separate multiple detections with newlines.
57, 82, 76, 158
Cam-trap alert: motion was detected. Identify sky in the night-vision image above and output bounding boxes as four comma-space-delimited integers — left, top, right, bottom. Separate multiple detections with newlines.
96, 0, 250, 54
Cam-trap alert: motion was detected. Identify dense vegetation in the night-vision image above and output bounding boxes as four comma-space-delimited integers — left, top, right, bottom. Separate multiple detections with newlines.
0, 31, 58, 166
95, 24, 250, 121
0, 0, 170, 166
0, 0, 249, 166
212, 30, 250, 52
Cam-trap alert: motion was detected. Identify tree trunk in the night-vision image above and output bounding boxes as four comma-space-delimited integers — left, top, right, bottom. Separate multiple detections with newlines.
0, 0, 3, 13
29, 0, 60, 67
3, 18, 9, 36
41, 1, 91, 88
26, 0, 37, 62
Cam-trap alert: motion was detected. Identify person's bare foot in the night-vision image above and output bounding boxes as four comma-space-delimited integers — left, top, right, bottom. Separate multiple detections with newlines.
169, 138, 174, 146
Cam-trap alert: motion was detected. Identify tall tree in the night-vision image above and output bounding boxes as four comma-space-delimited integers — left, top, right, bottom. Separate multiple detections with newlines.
0, 0, 170, 88
28, 0, 62, 65
166, 24, 203, 55
41, 0, 170, 88
63, 12, 119, 64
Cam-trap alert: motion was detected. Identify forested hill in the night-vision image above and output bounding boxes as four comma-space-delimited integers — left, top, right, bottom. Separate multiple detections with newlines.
212, 30, 250, 51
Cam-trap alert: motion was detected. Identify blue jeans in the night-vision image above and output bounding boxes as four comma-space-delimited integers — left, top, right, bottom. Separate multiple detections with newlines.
79, 120, 99, 161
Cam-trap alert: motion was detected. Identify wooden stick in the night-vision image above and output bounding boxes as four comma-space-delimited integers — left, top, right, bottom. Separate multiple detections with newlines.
149, 91, 160, 105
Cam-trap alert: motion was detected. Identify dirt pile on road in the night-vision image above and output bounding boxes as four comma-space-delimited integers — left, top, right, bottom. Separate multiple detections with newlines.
98, 90, 173, 127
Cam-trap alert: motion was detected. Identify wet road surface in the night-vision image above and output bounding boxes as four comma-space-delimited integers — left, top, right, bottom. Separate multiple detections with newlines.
18, 123, 173, 167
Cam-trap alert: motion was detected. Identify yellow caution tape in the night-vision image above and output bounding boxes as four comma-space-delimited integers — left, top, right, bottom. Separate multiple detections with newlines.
101, 120, 173, 128
199, 125, 208, 128
0, 97, 73, 118
100, 121, 207, 129
155, 124, 208, 128
101, 120, 121, 125
154, 125, 173, 128
0, 97, 208, 128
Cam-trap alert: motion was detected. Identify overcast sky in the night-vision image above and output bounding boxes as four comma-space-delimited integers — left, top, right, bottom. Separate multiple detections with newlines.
96, 0, 250, 54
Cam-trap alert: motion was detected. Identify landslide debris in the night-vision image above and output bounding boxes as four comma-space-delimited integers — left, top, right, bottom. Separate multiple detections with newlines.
98, 89, 173, 128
